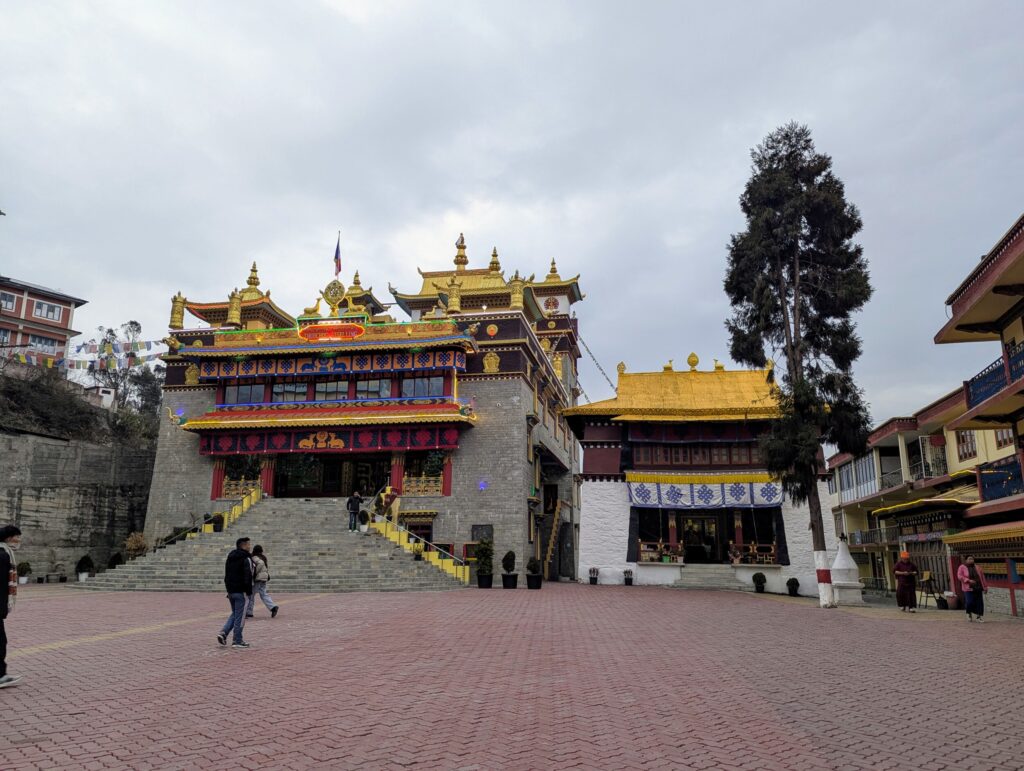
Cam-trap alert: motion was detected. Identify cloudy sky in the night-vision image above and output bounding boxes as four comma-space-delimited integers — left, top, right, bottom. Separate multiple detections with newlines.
2, 1, 1022, 423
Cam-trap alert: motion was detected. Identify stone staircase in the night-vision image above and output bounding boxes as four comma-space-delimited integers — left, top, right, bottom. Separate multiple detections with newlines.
670, 564, 751, 591
74, 498, 466, 593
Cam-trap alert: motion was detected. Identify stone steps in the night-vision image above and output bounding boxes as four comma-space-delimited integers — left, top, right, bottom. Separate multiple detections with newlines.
75, 499, 465, 593
670, 565, 750, 591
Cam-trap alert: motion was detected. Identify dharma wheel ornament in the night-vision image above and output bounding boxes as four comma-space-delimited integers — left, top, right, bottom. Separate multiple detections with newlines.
687, 352, 699, 371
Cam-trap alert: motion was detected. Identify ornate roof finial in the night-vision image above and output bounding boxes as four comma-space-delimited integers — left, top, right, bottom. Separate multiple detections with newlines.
351, 271, 362, 289
226, 289, 242, 327
663, 360, 674, 372
616, 361, 626, 375
489, 247, 501, 273
714, 359, 725, 371
687, 352, 699, 371
247, 262, 260, 288
546, 258, 561, 282
454, 233, 468, 270
239, 262, 264, 301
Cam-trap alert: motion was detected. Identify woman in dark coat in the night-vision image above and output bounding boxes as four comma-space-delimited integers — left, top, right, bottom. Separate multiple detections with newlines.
893, 551, 919, 613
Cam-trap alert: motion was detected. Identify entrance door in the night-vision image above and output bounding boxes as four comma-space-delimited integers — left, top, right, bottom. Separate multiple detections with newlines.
679, 515, 722, 563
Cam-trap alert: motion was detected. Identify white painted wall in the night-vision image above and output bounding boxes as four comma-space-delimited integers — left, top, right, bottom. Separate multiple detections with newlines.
578, 479, 632, 584
776, 481, 839, 596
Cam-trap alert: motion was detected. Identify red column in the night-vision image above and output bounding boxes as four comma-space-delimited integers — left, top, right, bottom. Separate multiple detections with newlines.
667, 517, 678, 547
210, 458, 226, 500
734, 512, 744, 545
390, 452, 405, 494
259, 455, 276, 497
441, 454, 453, 496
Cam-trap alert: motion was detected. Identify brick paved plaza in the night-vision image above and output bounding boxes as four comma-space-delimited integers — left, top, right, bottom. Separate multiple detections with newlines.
2, 585, 1022, 771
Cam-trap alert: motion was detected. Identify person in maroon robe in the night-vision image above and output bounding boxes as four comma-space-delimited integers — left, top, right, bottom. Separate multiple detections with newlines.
893, 551, 918, 612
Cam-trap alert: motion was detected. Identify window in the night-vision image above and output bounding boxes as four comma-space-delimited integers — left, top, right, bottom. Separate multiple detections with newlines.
995, 427, 1015, 449
33, 301, 61, 321
731, 445, 750, 464
750, 445, 762, 465
355, 378, 391, 400
0, 329, 9, 344
827, 475, 837, 495
223, 383, 263, 405
0, 292, 15, 311
956, 430, 978, 462
652, 445, 669, 465
272, 382, 308, 403
401, 375, 444, 398
838, 464, 854, 491
690, 446, 709, 465
671, 446, 687, 465
634, 446, 651, 465
315, 379, 347, 401
711, 446, 730, 465
28, 334, 58, 353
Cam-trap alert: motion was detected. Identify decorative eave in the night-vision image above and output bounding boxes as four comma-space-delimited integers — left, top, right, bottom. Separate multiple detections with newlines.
183, 401, 477, 431
943, 520, 1024, 546
186, 296, 296, 328
178, 333, 477, 358
563, 405, 779, 421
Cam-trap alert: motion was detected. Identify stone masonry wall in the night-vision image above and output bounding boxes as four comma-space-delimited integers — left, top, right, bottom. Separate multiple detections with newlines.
0, 432, 154, 577
143, 388, 217, 541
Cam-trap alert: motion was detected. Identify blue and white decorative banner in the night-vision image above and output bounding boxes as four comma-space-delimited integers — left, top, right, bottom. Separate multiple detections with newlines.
626, 473, 784, 509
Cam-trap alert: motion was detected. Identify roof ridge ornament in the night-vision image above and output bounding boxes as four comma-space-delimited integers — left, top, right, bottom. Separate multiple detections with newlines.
547, 258, 561, 282
454, 233, 468, 270
687, 352, 699, 371
239, 262, 265, 301
489, 247, 501, 273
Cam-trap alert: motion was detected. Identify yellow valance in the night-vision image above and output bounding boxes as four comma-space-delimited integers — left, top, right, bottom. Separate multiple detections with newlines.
625, 471, 774, 485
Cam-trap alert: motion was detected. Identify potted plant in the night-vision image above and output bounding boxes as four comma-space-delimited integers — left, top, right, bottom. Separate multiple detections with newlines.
475, 537, 494, 589
501, 550, 518, 589
358, 510, 370, 533
76, 555, 94, 582
412, 543, 424, 561
526, 557, 542, 590
589, 567, 599, 585
124, 532, 148, 560
752, 572, 767, 593
211, 513, 225, 532
16, 561, 31, 585
786, 577, 800, 597
623, 569, 633, 586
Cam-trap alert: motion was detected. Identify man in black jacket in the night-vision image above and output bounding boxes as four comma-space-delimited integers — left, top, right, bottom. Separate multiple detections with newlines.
217, 536, 253, 649
346, 490, 362, 532
0, 524, 23, 688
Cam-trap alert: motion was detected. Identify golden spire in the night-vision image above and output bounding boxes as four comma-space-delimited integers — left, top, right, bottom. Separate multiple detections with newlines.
489, 247, 501, 273
454, 233, 468, 271
350, 271, 362, 291
508, 270, 526, 311
226, 289, 242, 327
663, 360, 674, 372
546, 258, 561, 282
239, 262, 264, 301
169, 291, 186, 330
687, 352, 699, 371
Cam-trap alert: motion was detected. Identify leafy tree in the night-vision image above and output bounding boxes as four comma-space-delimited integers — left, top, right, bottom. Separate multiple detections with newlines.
723, 122, 872, 607
129, 363, 166, 415
87, 320, 144, 409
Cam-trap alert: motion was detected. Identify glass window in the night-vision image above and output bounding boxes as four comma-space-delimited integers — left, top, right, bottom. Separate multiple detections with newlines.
0, 328, 10, 344
272, 382, 308, 403
711, 446, 730, 465
750, 445, 762, 465
355, 378, 391, 399
223, 383, 263, 405
0, 292, 15, 311
995, 428, 1015, 449
315, 380, 347, 401
398, 375, 444, 398
956, 430, 977, 462
731, 445, 750, 464
33, 301, 61, 321
691, 446, 709, 465
671, 446, 687, 465
634, 446, 651, 465
28, 334, 58, 353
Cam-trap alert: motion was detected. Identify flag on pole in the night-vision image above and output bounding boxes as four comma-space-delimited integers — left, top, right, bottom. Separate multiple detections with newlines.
333, 232, 342, 277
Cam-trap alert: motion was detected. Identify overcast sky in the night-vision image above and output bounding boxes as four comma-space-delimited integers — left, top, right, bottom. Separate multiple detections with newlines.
2, 1, 1022, 423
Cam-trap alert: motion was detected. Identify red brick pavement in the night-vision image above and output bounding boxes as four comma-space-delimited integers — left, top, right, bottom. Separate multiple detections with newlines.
1, 584, 1022, 770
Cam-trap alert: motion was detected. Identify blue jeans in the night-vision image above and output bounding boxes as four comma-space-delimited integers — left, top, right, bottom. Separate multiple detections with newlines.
220, 592, 248, 643
247, 582, 276, 615
348, 510, 358, 531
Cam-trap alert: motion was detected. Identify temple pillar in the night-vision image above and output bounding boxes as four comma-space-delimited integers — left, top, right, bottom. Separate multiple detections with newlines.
259, 455, 276, 497
442, 453, 453, 496
667, 516, 678, 547
390, 452, 406, 494
734, 511, 744, 545
210, 458, 226, 500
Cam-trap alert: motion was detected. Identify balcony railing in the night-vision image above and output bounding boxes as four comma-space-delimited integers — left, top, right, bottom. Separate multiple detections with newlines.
402, 475, 444, 497
909, 455, 948, 482
978, 456, 1024, 502
848, 527, 900, 546
966, 356, 1008, 409
1009, 340, 1024, 383
879, 469, 905, 489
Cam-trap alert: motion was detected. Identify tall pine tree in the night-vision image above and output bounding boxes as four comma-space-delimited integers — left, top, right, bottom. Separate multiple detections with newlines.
724, 122, 872, 607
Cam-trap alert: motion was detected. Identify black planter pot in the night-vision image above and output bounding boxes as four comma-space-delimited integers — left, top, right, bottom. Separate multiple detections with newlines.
624, 577, 633, 586
787, 588, 799, 597
754, 584, 765, 593
526, 574, 542, 590
589, 576, 598, 585
502, 573, 518, 589
414, 554, 423, 561
477, 573, 493, 589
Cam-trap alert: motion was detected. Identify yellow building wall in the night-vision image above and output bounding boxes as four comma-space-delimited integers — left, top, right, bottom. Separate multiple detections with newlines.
943, 427, 1015, 475
1001, 317, 1024, 346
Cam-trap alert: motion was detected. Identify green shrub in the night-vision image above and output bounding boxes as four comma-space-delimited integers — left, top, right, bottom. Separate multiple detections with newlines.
476, 538, 494, 575
16, 561, 31, 577
501, 550, 516, 574
752, 572, 767, 586
526, 557, 541, 575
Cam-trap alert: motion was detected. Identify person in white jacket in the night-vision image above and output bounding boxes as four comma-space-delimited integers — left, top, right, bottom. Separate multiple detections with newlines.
246, 545, 279, 619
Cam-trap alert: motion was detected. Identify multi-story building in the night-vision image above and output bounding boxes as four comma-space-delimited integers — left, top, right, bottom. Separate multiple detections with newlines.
827, 387, 1013, 593
145, 238, 583, 580
933, 212, 1024, 616
564, 355, 836, 593
0, 275, 87, 365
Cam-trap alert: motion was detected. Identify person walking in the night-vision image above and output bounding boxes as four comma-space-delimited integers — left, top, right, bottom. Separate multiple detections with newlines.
893, 551, 919, 613
957, 555, 989, 622
246, 545, 279, 619
346, 490, 362, 532
0, 525, 24, 689
217, 537, 254, 648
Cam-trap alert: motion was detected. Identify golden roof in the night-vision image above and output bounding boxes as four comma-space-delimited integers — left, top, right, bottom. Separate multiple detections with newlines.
183, 401, 476, 431
563, 355, 776, 422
